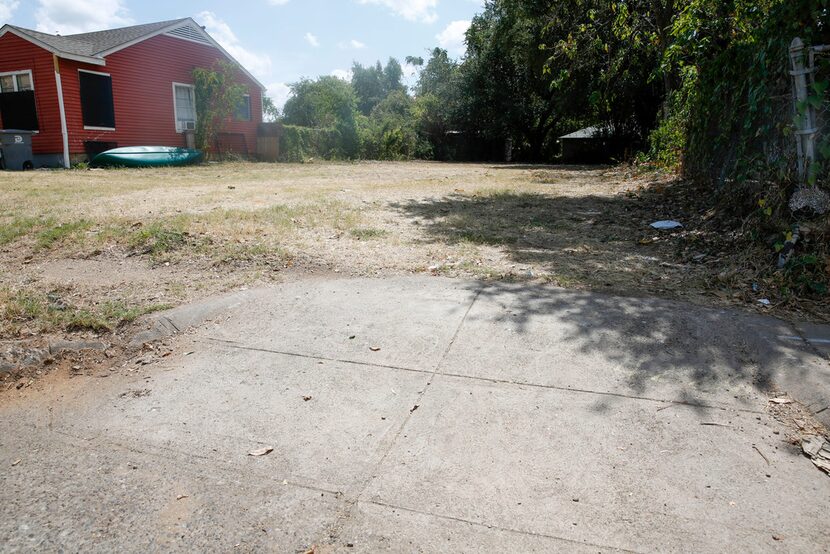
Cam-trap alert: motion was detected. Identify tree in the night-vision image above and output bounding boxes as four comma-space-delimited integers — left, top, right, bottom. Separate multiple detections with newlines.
192, 61, 247, 157
283, 76, 360, 157
351, 58, 406, 115
262, 96, 280, 121
412, 48, 464, 159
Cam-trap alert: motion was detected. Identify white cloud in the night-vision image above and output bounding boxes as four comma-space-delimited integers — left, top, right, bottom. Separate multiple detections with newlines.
338, 39, 366, 50
35, 0, 132, 35
331, 69, 352, 81
0, 0, 19, 22
266, 82, 291, 111
304, 32, 319, 47
196, 11, 272, 81
357, 0, 438, 23
436, 20, 470, 56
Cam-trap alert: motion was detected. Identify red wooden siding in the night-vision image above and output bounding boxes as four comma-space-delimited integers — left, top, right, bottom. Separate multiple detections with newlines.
0, 31, 262, 157
0, 33, 63, 154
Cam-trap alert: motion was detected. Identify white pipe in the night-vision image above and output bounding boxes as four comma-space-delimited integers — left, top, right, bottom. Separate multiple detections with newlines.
53, 55, 70, 169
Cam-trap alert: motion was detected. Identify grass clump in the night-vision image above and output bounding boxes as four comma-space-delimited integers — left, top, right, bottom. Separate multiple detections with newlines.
0, 288, 170, 336
0, 216, 49, 246
349, 227, 388, 240
129, 221, 188, 257
35, 219, 92, 250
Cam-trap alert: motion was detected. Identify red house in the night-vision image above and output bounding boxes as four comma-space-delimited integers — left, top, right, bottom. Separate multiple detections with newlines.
0, 18, 265, 167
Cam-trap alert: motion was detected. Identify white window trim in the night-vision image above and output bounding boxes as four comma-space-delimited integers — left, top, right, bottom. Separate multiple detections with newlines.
0, 69, 38, 132
78, 69, 115, 131
0, 69, 34, 92
172, 82, 197, 133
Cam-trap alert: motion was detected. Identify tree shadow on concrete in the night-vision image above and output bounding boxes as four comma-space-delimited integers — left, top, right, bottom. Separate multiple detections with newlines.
391, 187, 824, 413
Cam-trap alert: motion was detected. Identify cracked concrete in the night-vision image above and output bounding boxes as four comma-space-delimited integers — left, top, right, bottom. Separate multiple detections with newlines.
1, 277, 829, 552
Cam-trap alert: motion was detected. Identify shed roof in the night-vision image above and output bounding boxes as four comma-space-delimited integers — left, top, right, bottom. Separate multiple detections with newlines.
559, 126, 603, 140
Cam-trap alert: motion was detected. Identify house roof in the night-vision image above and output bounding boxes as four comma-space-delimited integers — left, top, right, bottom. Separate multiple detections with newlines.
4, 19, 188, 58
0, 18, 266, 90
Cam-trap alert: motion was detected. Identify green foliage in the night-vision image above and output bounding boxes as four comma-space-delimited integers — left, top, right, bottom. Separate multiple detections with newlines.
358, 90, 419, 160
193, 61, 247, 158
351, 59, 405, 115
262, 96, 280, 121
669, 0, 828, 196
283, 76, 359, 158
278, 125, 340, 162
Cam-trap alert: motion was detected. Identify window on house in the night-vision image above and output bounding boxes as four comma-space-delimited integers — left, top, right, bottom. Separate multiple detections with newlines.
0, 70, 38, 130
173, 84, 196, 131
235, 95, 251, 121
79, 70, 115, 129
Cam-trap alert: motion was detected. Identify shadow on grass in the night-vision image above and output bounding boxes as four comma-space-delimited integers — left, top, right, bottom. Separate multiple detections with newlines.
391, 188, 692, 293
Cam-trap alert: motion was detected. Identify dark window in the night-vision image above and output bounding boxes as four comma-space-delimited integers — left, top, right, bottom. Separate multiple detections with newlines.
235, 95, 251, 121
79, 71, 115, 128
0, 91, 39, 130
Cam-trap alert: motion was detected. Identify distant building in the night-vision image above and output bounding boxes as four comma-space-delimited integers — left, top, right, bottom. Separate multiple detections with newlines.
557, 125, 626, 164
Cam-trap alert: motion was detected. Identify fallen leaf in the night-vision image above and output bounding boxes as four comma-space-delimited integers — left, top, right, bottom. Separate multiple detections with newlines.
369, 346, 381, 352
176, 494, 189, 500
410, 404, 419, 413
769, 397, 793, 404
248, 446, 274, 457
303, 395, 312, 402
11, 459, 21, 467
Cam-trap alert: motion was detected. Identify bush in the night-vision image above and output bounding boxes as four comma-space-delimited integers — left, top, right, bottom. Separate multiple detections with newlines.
278, 125, 341, 162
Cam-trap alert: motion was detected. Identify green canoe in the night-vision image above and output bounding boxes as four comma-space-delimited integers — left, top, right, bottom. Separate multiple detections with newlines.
92, 146, 203, 168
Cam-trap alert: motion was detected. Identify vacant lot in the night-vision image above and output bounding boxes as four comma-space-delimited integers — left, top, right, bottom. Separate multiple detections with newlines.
0, 161, 824, 342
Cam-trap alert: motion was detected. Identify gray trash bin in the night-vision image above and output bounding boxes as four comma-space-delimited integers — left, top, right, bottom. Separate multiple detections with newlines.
0, 130, 35, 170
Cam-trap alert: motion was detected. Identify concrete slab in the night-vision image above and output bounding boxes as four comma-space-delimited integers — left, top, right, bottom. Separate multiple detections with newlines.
201, 278, 477, 372
2, 276, 829, 552
26, 345, 430, 496
335, 501, 627, 553
0, 422, 341, 553
440, 282, 827, 412
364, 374, 830, 552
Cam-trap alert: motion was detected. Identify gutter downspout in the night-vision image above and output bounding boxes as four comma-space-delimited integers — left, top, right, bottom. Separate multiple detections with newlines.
53, 54, 70, 169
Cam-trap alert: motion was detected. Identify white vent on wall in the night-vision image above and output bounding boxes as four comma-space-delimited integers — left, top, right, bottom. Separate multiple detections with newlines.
166, 25, 211, 46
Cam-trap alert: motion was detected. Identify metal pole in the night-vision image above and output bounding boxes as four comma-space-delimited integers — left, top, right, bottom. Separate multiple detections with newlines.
789, 37, 816, 183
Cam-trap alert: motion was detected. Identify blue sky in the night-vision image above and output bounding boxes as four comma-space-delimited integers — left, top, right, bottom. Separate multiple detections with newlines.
0, 0, 484, 108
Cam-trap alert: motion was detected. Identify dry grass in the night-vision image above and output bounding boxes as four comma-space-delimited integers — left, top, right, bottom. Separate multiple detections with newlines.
0, 160, 825, 339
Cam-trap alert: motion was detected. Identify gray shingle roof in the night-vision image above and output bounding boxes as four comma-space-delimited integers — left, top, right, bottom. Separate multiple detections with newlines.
7, 19, 188, 58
